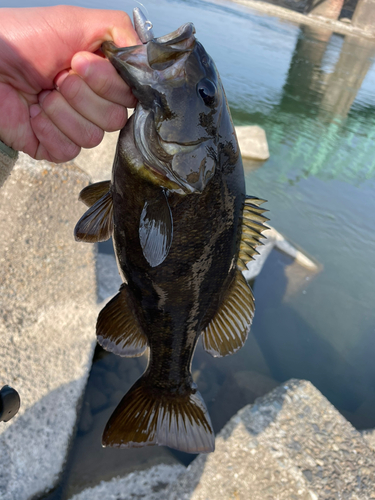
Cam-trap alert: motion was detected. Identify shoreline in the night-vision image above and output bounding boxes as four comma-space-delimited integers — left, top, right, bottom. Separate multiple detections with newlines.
224, 0, 375, 38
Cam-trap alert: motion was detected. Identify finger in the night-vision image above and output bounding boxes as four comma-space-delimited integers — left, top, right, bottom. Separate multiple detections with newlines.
58, 73, 128, 132
30, 104, 81, 162
38, 89, 104, 149
1, 7, 142, 90
80, 9, 142, 49
71, 52, 137, 108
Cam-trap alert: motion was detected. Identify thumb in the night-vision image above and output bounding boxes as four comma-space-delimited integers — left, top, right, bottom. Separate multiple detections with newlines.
76, 8, 142, 52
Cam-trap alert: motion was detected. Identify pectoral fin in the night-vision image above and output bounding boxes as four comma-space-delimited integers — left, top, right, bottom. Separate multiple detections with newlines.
202, 269, 255, 357
79, 180, 111, 207
74, 190, 113, 243
237, 196, 269, 270
97, 285, 148, 357
139, 190, 173, 267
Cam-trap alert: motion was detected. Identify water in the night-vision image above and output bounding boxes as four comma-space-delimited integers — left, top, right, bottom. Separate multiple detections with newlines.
7, 0, 375, 497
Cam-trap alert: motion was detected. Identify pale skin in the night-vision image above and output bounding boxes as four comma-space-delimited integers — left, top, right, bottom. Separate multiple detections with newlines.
0, 6, 141, 162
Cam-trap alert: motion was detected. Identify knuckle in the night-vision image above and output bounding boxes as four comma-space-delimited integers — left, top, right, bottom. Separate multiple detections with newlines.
81, 124, 104, 149
59, 142, 81, 161
61, 75, 83, 104
96, 73, 114, 98
40, 91, 59, 117
103, 105, 127, 132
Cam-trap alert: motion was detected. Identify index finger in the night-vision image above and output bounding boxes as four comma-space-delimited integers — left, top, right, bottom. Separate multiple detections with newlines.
70, 52, 137, 108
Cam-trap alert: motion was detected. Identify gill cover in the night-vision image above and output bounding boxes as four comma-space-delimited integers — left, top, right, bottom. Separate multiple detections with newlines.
101, 22, 223, 195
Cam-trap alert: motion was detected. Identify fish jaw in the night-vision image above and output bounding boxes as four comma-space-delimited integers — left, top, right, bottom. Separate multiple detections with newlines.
102, 25, 221, 195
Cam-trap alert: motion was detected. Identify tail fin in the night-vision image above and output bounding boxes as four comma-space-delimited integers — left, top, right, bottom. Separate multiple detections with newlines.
102, 377, 215, 454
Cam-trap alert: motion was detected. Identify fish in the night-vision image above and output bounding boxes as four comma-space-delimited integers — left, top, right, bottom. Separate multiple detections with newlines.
74, 14, 268, 454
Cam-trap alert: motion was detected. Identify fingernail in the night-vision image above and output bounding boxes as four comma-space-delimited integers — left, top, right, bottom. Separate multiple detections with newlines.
30, 104, 42, 119
54, 70, 69, 90
38, 90, 52, 105
71, 53, 90, 78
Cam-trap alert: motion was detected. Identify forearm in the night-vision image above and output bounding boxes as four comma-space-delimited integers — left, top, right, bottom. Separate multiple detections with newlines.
0, 139, 18, 189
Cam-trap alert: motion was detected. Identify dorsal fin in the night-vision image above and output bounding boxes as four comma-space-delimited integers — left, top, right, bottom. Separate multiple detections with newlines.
97, 285, 148, 357
237, 196, 269, 270
79, 180, 111, 207
74, 190, 113, 243
202, 269, 255, 357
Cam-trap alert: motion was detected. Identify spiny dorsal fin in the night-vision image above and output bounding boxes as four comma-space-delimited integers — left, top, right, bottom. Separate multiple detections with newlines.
238, 196, 269, 267
202, 269, 255, 357
74, 190, 113, 243
97, 285, 148, 357
79, 180, 111, 207
103, 377, 215, 454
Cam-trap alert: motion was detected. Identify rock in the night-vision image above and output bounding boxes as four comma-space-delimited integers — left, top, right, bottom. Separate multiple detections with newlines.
165, 379, 375, 499
0, 154, 97, 500
68, 464, 186, 500
236, 125, 270, 160
209, 370, 279, 431
362, 429, 375, 453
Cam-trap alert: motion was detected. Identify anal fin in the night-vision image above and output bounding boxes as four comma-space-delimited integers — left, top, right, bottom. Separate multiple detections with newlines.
79, 180, 111, 207
97, 285, 147, 357
74, 189, 113, 243
202, 269, 255, 357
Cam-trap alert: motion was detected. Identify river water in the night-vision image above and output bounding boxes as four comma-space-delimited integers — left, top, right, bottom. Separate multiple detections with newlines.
8, 0, 375, 497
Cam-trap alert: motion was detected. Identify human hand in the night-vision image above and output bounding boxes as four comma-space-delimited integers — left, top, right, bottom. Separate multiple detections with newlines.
0, 6, 141, 162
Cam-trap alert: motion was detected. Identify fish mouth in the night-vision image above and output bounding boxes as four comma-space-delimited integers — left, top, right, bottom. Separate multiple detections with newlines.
101, 23, 196, 77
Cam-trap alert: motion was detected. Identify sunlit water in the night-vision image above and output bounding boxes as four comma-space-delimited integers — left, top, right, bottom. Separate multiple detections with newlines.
6, 0, 375, 497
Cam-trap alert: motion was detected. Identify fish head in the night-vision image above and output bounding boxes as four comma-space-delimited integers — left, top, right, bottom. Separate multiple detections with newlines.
102, 23, 223, 194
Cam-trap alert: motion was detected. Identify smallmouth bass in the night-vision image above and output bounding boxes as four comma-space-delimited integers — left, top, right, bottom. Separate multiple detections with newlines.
74, 15, 268, 454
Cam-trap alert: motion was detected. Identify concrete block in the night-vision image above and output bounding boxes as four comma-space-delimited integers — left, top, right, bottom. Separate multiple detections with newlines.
0, 154, 97, 500
236, 125, 270, 160
165, 379, 375, 499
68, 464, 185, 500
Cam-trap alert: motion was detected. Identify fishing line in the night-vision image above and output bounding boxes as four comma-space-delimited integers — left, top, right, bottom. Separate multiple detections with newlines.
134, 1, 149, 16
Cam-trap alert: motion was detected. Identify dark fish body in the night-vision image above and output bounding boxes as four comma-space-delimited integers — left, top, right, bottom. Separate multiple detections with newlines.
75, 22, 268, 453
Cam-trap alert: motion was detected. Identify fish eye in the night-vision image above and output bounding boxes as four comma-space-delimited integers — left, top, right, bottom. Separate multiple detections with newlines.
197, 79, 217, 107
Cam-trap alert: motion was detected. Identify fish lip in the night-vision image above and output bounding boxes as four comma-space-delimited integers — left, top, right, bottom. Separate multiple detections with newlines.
101, 41, 130, 58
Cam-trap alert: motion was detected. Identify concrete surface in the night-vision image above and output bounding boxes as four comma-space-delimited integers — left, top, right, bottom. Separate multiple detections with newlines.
230, 0, 375, 38
0, 154, 98, 500
236, 125, 270, 160
362, 429, 375, 453
68, 464, 185, 500
165, 379, 375, 500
